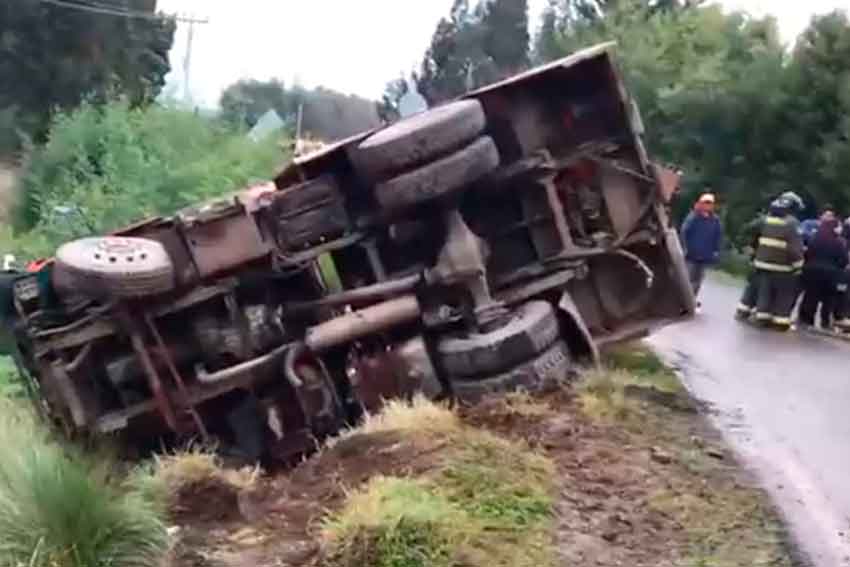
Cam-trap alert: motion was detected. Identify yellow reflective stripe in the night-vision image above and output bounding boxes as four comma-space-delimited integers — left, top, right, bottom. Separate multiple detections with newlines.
758, 237, 787, 249
753, 260, 793, 272
736, 304, 754, 313
765, 217, 788, 226
755, 312, 773, 320
772, 317, 792, 326
792, 260, 804, 269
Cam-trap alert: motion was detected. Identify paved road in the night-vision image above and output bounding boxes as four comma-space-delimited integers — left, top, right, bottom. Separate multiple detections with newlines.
650, 275, 850, 567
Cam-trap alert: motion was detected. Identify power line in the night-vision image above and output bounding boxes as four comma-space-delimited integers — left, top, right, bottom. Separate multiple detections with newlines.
40, 0, 209, 24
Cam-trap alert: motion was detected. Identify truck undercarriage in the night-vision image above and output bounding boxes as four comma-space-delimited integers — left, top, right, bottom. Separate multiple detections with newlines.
5, 43, 692, 461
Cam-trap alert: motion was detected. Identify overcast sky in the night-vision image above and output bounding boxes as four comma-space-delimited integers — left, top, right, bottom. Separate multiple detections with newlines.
156, 0, 848, 107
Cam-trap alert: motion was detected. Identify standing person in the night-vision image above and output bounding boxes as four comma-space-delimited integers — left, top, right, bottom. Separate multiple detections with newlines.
799, 218, 848, 329
742, 195, 804, 331
680, 192, 723, 304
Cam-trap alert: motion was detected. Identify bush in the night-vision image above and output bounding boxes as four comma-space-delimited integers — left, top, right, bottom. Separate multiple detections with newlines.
11, 99, 288, 258
0, 400, 169, 567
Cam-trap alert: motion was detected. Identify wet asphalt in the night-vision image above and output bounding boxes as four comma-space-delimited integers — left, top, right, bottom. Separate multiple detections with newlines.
649, 275, 850, 567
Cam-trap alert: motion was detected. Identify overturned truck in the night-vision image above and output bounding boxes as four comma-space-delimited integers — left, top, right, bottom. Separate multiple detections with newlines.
6, 43, 692, 460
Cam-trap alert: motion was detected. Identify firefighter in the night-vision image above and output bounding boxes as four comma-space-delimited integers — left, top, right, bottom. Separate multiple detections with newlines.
735, 211, 765, 319
736, 194, 804, 329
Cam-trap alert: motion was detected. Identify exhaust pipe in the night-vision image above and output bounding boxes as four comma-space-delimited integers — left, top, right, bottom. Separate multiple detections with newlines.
305, 295, 421, 352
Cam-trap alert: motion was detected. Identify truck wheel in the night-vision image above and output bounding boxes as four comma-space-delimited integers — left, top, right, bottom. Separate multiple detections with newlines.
437, 300, 560, 379
274, 175, 342, 216
351, 99, 486, 182
54, 237, 175, 298
374, 136, 499, 212
276, 205, 349, 249
452, 341, 572, 404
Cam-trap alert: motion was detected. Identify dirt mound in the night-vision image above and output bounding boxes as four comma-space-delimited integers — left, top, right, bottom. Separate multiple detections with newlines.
169, 424, 452, 567
171, 476, 243, 525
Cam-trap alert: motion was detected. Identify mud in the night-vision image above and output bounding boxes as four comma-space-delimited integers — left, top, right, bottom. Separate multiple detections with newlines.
169, 382, 791, 567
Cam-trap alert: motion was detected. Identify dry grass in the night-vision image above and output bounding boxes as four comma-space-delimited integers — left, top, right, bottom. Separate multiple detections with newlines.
327, 396, 462, 451
320, 398, 557, 567
578, 368, 636, 421
497, 391, 557, 419
128, 445, 259, 514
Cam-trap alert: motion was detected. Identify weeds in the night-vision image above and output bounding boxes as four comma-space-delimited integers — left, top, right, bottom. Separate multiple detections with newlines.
578, 369, 635, 421
0, 399, 168, 567
602, 342, 682, 394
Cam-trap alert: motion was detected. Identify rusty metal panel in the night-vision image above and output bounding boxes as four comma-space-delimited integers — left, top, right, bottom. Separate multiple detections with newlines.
652, 163, 681, 204
181, 205, 270, 279
464, 42, 617, 98
599, 165, 642, 239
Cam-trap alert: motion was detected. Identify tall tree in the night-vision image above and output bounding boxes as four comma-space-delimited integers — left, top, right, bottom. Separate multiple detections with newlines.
0, 0, 175, 147
376, 75, 411, 123
785, 11, 850, 212
417, 0, 531, 105
481, 0, 530, 74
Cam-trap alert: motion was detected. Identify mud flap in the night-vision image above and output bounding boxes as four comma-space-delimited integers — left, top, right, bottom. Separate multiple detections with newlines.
557, 291, 599, 364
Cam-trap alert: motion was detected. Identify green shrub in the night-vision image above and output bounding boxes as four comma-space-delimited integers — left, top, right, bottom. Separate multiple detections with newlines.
0, 400, 169, 567
12, 98, 288, 258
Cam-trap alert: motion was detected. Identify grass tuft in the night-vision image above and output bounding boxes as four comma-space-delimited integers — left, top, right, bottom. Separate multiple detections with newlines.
322, 476, 462, 567
0, 399, 168, 567
437, 432, 554, 527
321, 398, 557, 567
329, 396, 461, 450
603, 343, 682, 394
127, 444, 259, 515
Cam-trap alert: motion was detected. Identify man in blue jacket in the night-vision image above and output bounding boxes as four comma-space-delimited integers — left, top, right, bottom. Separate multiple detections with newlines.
681, 192, 723, 303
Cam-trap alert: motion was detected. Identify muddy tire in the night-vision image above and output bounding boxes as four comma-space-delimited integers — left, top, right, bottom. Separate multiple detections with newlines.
276, 205, 349, 248
351, 100, 486, 182
452, 341, 572, 404
438, 300, 560, 379
275, 175, 341, 216
54, 237, 175, 298
272, 175, 349, 248
375, 136, 499, 212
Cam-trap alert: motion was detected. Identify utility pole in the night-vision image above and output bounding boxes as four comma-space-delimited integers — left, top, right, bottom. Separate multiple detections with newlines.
176, 10, 210, 107
183, 15, 197, 105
